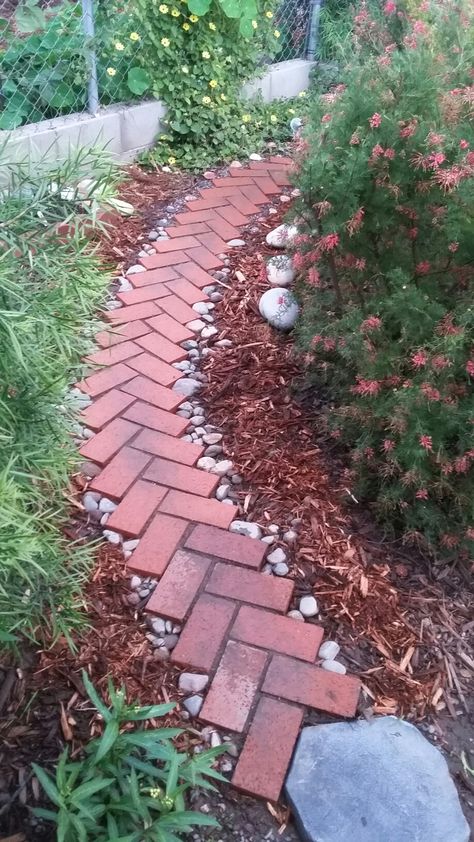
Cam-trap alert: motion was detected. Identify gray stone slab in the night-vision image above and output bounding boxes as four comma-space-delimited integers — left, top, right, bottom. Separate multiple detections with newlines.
285, 717, 470, 842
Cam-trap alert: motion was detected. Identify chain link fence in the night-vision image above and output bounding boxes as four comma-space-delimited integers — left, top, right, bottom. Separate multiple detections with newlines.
0, 0, 318, 132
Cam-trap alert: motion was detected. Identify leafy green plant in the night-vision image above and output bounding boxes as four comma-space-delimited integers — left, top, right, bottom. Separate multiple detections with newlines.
291, 0, 474, 557
0, 144, 116, 644
33, 670, 222, 841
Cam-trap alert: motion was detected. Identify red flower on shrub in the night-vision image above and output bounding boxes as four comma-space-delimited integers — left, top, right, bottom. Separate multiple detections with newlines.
408, 227, 418, 239
415, 488, 428, 499
459, 139, 469, 149
347, 208, 365, 235
448, 241, 459, 252
416, 261, 431, 274
421, 383, 441, 401
319, 233, 339, 252
466, 359, 474, 377
411, 350, 428, 367
307, 267, 321, 287
361, 315, 382, 332
419, 434, 433, 451
369, 113, 382, 128
322, 114, 332, 124
431, 354, 450, 370
351, 378, 382, 396
382, 438, 395, 452
399, 120, 418, 138
383, 0, 396, 14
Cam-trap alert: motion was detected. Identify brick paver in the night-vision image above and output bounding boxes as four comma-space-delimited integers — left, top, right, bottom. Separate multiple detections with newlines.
146, 548, 212, 621
232, 697, 303, 802
200, 640, 267, 732
231, 604, 324, 662
185, 524, 267, 569
171, 594, 236, 672
79, 160, 361, 804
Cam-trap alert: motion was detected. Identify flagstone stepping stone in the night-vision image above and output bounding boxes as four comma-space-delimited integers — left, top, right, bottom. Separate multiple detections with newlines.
259, 288, 299, 330
285, 718, 470, 842
266, 255, 295, 286
265, 224, 298, 248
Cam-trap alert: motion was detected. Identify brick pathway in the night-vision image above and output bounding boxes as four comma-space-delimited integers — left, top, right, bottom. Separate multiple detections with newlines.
78, 158, 361, 803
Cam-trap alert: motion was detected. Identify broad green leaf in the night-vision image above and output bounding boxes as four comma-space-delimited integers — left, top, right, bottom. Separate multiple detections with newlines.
70, 776, 114, 802
31, 764, 63, 808
127, 67, 151, 96
186, 0, 211, 16
15, 0, 46, 33
94, 719, 119, 762
122, 728, 182, 749
81, 670, 112, 721
126, 702, 176, 721
219, 0, 241, 17
239, 15, 256, 37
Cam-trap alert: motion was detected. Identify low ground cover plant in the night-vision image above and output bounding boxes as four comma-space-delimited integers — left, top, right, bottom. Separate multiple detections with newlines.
33, 671, 222, 841
0, 146, 114, 644
292, 0, 474, 557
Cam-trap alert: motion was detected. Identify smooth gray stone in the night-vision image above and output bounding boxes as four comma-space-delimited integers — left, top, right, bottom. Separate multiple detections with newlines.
285, 717, 469, 842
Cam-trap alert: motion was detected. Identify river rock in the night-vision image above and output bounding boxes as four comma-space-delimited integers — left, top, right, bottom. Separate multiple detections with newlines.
259, 288, 299, 330
265, 223, 299, 248
318, 640, 340, 661
321, 659, 346, 674
230, 520, 262, 540
183, 695, 203, 717
266, 255, 295, 286
299, 595, 318, 617
285, 718, 470, 842
179, 673, 209, 694
173, 378, 201, 397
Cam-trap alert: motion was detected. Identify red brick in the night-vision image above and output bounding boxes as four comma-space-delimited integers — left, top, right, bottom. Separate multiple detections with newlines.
216, 205, 248, 227
80, 389, 135, 431
227, 194, 259, 216
89, 446, 152, 499
127, 267, 178, 287
105, 301, 161, 325
185, 524, 266, 569
127, 352, 181, 386
229, 168, 259, 179
198, 186, 241, 200
212, 177, 254, 187
79, 418, 140, 465
231, 605, 323, 661
153, 235, 201, 253
146, 313, 194, 343
117, 283, 171, 306
124, 401, 189, 437
197, 231, 228, 254
85, 340, 142, 367
232, 697, 303, 801
270, 155, 293, 165
127, 512, 188, 577
158, 295, 198, 324
78, 363, 135, 397
165, 223, 211, 238
165, 277, 208, 306
205, 216, 241, 241
176, 262, 217, 290
120, 376, 182, 411
135, 332, 187, 363
171, 593, 236, 671
262, 654, 361, 718
174, 209, 218, 224
95, 320, 152, 348
185, 246, 224, 271
270, 170, 291, 187
159, 490, 235, 528
144, 457, 218, 497
201, 641, 267, 732
106, 480, 168, 536
241, 185, 269, 205
185, 196, 229, 212
146, 549, 212, 620
139, 251, 190, 270
132, 427, 203, 465
252, 176, 281, 195
206, 563, 294, 612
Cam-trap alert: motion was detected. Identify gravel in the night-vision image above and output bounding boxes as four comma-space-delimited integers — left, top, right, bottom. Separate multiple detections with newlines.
230, 520, 262, 540
179, 673, 209, 694
299, 596, 319, 617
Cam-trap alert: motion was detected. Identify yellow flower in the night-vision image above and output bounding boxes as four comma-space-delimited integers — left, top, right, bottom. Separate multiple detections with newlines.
288, 107, 295, 114
161, 37, 170, 46
181, 65, 189, 73
220, 93, 227, 101
159, 3, 169, 11
209, 79, 218, 88
202, 49, 210, 58
270, 114, 277, 123
265, 10, 273, 18
202, 95, 212, 104
106, 67, 116, 76
171, 7, 180, 15
190, 13, 199, 21
242, 114, 251, 123
252, 19, 258, 28
115, 41, 124, 51
129, 32, 140, 41
182, 21, 190, 29
209, 21, 216, 30
298, 90, 307, 97
168, 156, 176, 164
274, 29, 280, 37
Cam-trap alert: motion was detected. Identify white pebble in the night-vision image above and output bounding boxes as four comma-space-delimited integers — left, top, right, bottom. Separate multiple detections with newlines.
179, 673, 209, 694
230, 520, 262, 540
216, 485, 230, 501
130, 575, 142, 590
318, 640, 340, 661
193, 302, 209, 315
201, 325, 218, 339
287, 609, 304, 621
273, 562, 289, 576
227, 239, 246, 247
99, 497, 117, 514
211, 459, 233, 477
299, 595, 318, 617
261, 535, 275, 545
103, 530, 122, 545
197, 456, 217, 471
321, 660, 347, 675
267, 547, 286, 565
187, 319, 207, 332
283, 529, 298, 543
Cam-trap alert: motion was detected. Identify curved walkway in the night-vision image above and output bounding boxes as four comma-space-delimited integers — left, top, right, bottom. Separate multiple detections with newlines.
77, 157, 361, 803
